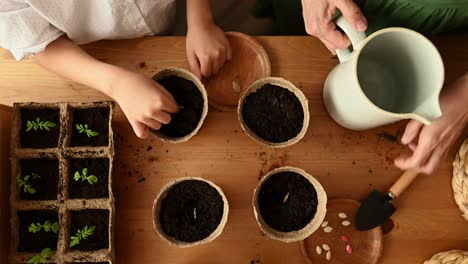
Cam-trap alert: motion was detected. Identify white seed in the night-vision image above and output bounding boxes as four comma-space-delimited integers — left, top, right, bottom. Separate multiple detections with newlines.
324, 226, 333, 233
232, 81, 241, 93
321, 221, 329, 228
338, 212, 348, 219
193, 208, 197, 220
282, 192, 290, 204
326, 251, 331, 261
342, 220, 351, 226
322, 244, 330, 251
316, 246, 322, 255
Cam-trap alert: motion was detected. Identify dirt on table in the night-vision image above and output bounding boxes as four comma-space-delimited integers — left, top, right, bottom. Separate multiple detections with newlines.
258, 171, 317, 232
242, 84, 304, 143
70, 210, 109, 251
18, 210, 59, 252
71, 107, 109, 147
19, 158, 59, 201
159, 180, 224, 243
156, 76, 204, 138
20, 108, 60, 148
69, 158, 109, 199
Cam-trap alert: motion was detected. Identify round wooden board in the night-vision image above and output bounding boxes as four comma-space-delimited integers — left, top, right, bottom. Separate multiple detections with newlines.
301, 199, 383, 264
204, 32, 271, 111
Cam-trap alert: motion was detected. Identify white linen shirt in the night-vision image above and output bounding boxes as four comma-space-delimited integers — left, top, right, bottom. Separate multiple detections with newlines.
0, 0, 176, 60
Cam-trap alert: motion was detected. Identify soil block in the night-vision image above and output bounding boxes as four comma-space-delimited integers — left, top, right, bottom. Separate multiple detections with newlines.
71, 107, 109, 147
258, 171, 318, 232
159, 180, 224, 243
18, 210, 59, 252
69, 158, 109, 199
242, 84, 304, 143
18, 158, 59, 201
70, 210, 109, 251
20, 108, 60, 148
156, 76, 204, 138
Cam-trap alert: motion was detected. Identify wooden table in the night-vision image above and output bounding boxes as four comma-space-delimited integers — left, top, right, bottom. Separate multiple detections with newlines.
0, 36, 467, 264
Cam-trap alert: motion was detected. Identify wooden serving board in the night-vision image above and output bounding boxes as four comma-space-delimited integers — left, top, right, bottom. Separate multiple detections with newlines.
0, 36, 467, 264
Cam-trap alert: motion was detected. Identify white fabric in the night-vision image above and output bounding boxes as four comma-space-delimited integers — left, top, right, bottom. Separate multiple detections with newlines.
0, 0, 176, 60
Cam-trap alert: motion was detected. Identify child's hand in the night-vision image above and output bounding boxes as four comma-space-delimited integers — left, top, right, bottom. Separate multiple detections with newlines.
186, 21, 231, 79
109, 69, 179, 138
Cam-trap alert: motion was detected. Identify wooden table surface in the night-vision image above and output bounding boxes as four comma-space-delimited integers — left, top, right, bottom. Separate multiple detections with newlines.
0, 36, 467, 264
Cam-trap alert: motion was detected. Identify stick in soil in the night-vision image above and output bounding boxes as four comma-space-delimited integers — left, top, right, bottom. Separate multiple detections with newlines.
282, 192, 290, 204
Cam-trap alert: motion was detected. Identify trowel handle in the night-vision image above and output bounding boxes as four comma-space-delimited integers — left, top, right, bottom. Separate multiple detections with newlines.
389, 170, 419, 197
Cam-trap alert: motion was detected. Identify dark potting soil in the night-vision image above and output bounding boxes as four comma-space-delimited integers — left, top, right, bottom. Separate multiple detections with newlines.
70, 210, 109, 251
20, 108, 60, 148
18, 210, 59, 252
159, 180, 223, 243
19, 159, 59, 201
71, 107, 110, 147
242, 84, 304, 143
69, 158, 109, 199
258, 171, 318, 232
156, 76, 204, 138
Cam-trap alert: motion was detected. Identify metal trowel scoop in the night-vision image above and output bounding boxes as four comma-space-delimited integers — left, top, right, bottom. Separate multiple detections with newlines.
356, 170, 419, 231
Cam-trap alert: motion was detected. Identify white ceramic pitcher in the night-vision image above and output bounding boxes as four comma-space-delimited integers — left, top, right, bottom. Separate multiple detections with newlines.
323, 17, 444, 130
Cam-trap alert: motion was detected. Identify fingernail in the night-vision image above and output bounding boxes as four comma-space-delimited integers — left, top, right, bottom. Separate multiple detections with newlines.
356, 20, 367, 31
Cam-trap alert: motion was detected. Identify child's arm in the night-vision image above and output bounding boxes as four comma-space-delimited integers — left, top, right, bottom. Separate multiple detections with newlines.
186, 0, 231, 79
34, 37, 179, 138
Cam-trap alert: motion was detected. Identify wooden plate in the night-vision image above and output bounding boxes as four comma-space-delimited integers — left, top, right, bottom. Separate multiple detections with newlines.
300, 199, 383, 264
204, 32, 271, 111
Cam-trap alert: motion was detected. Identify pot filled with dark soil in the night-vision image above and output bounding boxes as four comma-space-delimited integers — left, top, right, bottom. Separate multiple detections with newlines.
69, 209, 110, 251
17, 210, 59, 252
152, 177, 229, 247
152, 68, 208, 143
17, 105, 61, 149
238, 77, 309, 148
253, 166, 327, 242
69, 103, 112, 147
16, 158, 59, 201
68, 158, 110, 199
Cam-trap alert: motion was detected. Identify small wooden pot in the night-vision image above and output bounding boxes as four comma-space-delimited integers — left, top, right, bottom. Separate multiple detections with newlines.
152, 177, 229, 248
238, 77, 309, 148
151, 67, 208, 143
253, 166, 327, 243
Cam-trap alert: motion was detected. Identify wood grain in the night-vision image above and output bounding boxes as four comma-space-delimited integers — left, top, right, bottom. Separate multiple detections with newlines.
0, 105, 12, 263
0, 36, 467, 264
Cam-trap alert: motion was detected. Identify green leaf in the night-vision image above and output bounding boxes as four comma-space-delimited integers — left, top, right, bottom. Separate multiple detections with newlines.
43, 221, 51, 232
26, 121, 33, 132
51, 222, 59, 234
87, 175, 98, 184
16, 175, 24, 187
28, 223, 40, 233
24, 175, 30, 181
36, 117, 40, 122
82, 168, 88, 177
70, 235, 80, 247
33, 123, 39, 131
84, 124, 89, 129
25, 185, 37, 195
27, 248, 51, 264
43, 121, 56, 128
32, 173, 41, 179
88, 130, 99, 137
74, 171, 81, 181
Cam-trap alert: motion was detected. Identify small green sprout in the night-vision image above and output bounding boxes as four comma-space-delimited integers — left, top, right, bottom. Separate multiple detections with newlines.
75, 123, 99, 138
29, 220, 59, 234
70, 225, 96, 247
74, 168, 98, 184
17, 174, 40, 195
27, 248, 52, 264
26, 118, 56, 132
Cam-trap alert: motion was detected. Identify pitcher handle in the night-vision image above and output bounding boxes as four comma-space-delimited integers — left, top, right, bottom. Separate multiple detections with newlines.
335, 16, 367, 63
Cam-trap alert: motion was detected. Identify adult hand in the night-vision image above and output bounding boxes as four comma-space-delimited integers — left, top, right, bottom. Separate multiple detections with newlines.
301, 0, 367, 54
395, 74, 468, 174
109, 69, 179, 139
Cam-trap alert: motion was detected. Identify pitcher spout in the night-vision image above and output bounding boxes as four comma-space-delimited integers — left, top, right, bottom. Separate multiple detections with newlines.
412, 98, 442, 125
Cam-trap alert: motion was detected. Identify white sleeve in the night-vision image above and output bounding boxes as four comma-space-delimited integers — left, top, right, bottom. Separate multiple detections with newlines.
0, 0, 64, 60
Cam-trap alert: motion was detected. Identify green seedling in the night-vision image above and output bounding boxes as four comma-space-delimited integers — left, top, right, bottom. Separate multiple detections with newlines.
74, 168, 98, 184
26, 117, 56, 132
70, 225, 96, 247
27, 248, 52, 264
75, 123, 99, 138
29, 220, 59, 234
16, 173, 40, 195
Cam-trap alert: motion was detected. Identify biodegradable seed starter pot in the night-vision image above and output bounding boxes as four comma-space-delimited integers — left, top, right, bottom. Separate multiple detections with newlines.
152, 67, 208, 143
253, 166, 327, 242
238, 77, 309, 148
153, 177, 229, 248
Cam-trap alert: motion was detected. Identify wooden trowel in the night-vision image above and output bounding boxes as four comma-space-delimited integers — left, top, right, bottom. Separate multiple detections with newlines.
356, 170, 419, 231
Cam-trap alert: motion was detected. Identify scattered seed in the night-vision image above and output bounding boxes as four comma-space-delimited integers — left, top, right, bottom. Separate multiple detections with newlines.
193, 208, 197, 220
341, 235, 349, 242
232, 81, 241, 93
282, 192, 290, 204
316, 246, 322, 255
326, 251, 331, 261
342, 220, 351, 226
321, 221, 329, 228
346, 244, 353, 254
179, 106, 185, 109
322, 244, 330, 251
324, 226, 333, 233
338, 212, 348, 219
